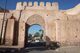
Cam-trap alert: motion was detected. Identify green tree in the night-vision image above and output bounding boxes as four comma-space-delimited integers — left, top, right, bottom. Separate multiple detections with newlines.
34, 32, 40, 37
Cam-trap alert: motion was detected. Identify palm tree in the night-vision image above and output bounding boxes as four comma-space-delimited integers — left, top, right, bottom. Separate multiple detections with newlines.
39, 29, 44, 39
34, 32, 40, 37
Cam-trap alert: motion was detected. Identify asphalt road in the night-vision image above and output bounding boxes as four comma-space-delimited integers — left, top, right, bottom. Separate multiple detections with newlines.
27, 50, 56, 53
18, 46, 80, 53
0, 46, 80, 53
25, 46, 80, 53
26, 46, 80, 53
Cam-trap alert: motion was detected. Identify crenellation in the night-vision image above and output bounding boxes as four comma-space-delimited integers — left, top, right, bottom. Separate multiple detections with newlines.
52, 2, 59, 10
46, 2, 51, 7
16, 2, 23, 10
16, 2, 59, 10
23, 2, 27, 7
23, 2, 27, 9
39, 2, 44, 7
34, 2, 38, 6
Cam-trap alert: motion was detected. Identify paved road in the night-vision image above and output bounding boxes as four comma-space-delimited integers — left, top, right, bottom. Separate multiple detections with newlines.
25, 46, 80, 53
27, 50, 56, 53
0, 46, 80, 53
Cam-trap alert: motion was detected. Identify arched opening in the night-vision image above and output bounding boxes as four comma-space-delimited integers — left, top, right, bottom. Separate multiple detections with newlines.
25, 24, 44, 47
28, 24, 44, 43
24, 14, 45, 47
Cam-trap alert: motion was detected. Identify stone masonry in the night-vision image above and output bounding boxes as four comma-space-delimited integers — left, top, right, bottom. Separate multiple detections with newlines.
0, 2, 80, 48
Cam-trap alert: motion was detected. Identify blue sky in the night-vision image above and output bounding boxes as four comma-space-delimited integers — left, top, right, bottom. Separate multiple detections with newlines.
0, 0, 80, 10
28, 25, 42, 35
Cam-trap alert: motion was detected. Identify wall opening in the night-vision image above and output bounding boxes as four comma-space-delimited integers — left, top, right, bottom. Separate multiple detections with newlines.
28, 24, 44, 42
24, 14, 45, 47
25, 24, 44, 47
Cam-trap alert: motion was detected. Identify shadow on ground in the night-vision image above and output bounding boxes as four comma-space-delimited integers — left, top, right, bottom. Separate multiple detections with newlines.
0, 42, 60, 53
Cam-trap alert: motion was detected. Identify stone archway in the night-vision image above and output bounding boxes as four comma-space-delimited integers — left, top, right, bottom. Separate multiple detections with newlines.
25, 14, 45, 47
26, 14, 45, 28
18, 14, 56, 48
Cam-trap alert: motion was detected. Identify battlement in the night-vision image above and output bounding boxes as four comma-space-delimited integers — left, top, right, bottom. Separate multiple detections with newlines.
16, 2, 59, 10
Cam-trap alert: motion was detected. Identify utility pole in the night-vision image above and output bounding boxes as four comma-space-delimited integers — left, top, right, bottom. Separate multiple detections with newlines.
0, 0, 7, 44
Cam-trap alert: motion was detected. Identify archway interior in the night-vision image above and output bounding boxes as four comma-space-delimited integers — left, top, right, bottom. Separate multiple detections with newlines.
27, 24, 44, 43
